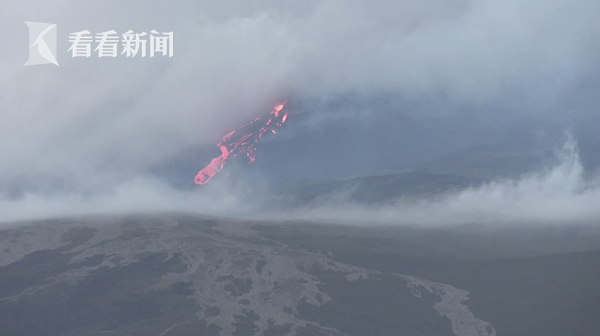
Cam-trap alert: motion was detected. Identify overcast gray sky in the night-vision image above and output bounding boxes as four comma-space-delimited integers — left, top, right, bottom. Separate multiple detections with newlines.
1, 0, 599, 222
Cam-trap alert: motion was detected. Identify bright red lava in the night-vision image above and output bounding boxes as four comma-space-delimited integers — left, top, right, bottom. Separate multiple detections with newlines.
194, 102, 289, 185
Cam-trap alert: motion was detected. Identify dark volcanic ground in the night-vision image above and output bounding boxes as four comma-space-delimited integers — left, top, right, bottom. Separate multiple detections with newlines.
0, 213, 599, 336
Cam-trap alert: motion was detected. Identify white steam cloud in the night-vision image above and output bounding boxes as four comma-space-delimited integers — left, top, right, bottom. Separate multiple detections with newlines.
257, 136, 600, 226
1, 136, 600, 227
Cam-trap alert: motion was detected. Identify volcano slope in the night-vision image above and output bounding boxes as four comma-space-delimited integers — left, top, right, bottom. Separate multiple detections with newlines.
0, 213, 598, 336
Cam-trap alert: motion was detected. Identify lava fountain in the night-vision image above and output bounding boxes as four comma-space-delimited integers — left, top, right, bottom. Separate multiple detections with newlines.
194, 102, 289, 185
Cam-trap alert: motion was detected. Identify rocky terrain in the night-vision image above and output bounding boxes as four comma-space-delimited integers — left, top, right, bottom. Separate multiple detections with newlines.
0, 213, 496, 336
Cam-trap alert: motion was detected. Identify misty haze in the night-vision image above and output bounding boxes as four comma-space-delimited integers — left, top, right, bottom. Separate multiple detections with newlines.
1, 1, 600, 335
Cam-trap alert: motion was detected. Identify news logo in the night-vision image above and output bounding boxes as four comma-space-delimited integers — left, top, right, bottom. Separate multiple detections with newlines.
24, 21, 59, 66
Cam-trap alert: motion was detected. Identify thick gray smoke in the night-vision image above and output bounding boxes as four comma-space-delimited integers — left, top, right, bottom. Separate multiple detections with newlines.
1, 0, 599, 224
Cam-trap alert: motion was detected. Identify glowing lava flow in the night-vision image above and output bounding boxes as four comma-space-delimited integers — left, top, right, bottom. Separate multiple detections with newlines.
194, 102, 288, 185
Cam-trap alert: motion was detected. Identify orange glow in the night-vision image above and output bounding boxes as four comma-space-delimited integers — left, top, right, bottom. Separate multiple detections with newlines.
194, 101, 289, 185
